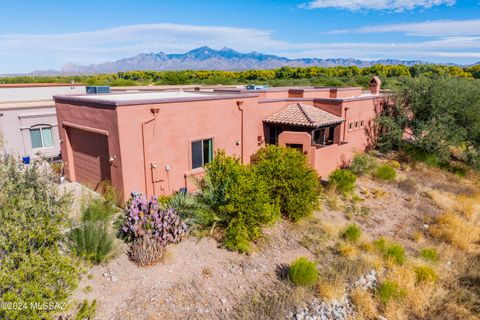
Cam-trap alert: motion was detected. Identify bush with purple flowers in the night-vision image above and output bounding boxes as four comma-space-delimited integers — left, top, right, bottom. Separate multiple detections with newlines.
122, 195, 188, 246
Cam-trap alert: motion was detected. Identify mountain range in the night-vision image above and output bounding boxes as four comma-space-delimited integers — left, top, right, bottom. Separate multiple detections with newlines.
59, 46, 436, 74
5, 46, 472, 76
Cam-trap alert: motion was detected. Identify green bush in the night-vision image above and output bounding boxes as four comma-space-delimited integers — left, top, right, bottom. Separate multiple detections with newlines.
349, 153, 377, 175
342, 224, 362, 243
419, 248, 439, 263
195, 150, 279, 253
414, 266, 437, 283
70, 221, 114, 264
0, 155, 79, 320
377, 281, 406, 304
374, 238, 406, 265
288, 257, 318, 287
374, 164, 397, 181
252, 145, 320, 221
70, 194, 117, 264
385, 244, 406, 265
328, 169, 357, 194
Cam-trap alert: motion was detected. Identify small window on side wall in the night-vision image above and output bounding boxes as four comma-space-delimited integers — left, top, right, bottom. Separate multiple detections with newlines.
360, 120, 364, 127
348, 122, 353, 130
30, 127, 53, 149
191, 138, 213, 169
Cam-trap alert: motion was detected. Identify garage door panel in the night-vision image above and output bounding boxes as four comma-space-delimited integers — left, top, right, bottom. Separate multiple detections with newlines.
68, 127, 110, 191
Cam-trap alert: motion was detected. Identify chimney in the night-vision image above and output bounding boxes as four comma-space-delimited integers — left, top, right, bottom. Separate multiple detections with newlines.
329, 88, 338, 98
369, 76, 382, 94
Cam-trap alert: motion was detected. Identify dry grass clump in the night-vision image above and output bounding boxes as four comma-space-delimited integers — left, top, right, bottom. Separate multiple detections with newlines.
128, 235, 164, 267
427, 254, 480, 319
292, 217, 339, 255
351, 287, 378, 319
377, 264, 436, 319
324, 187, 344, 211
337, 242, 359, 259
425, 189, 458, 211
317, 278, 345, 301
230, 282, 308, 320
429, 211, 479, 251
371, 188, 386, 199
455, 194, 478, 220
398, 178, 418, 194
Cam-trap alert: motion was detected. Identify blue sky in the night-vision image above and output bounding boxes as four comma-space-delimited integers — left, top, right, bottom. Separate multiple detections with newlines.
0, 0, 479, 73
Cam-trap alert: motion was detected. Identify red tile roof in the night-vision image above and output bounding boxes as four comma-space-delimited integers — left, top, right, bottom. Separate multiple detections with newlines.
264, 103, 344, 128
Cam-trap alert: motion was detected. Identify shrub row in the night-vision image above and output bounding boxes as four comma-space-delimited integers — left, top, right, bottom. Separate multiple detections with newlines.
178, 146, 320, 253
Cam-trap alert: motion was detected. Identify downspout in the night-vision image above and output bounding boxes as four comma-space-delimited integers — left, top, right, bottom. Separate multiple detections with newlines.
343, 107, 350, 143
142, 108, 160, 196
236, 101, 244, 163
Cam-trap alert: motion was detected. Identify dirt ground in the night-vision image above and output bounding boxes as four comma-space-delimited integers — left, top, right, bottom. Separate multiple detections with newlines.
68, 164, 477, 320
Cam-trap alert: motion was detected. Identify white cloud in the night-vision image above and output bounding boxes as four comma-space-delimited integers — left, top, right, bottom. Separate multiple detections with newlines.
0, 22, 478, 73
328, 19, 480, 36
303, 0, 455, 11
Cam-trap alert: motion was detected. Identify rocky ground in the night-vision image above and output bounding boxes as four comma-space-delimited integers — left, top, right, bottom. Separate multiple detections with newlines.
67, 162, 478, 320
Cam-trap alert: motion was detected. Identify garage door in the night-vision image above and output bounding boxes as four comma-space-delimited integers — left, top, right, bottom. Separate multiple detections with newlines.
68, 127, 111, 191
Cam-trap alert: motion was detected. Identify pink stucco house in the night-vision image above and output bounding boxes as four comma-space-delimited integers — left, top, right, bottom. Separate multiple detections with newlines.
54, 77, 383, 202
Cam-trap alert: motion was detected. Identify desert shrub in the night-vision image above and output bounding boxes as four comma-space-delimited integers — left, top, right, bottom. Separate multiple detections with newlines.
374, 164, 397, 181
374, 238, 406, 265
252, 145, 320, 221
385, 244, 406, 265
0, 155, 79, 320
288, 257, 318, 287
70, 221, 114, 264
419, 248, 439, 263
414, 266, 437, 283
328, 169, 357, 195
50, 161, 63, 176
192, 151, 279, 252
377, 281, 407, 304
349, 153, 377, 175
128, 235, 164, 267
70, 191, 118, 264
342, 224, 362, 243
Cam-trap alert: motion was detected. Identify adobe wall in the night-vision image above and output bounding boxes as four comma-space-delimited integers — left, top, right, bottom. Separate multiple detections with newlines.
116, 96, 287, 198
55, 102, 125, 198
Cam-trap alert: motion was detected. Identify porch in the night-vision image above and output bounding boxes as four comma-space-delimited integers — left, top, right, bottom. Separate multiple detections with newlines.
263, 102, 347, 177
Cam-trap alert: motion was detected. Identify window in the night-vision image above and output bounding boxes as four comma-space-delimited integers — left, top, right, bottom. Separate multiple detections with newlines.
360, 120, 364, 127
355, 121, 359, 128
191, 138, 213, 169
348, 122, 353, 130
30, 127, 53, 149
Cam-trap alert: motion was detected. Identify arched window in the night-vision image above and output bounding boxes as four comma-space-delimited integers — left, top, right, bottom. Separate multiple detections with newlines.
30, 125, 53, 149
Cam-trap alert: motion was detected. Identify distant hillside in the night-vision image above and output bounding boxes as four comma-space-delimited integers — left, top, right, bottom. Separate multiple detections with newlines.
59, 46, 431, 74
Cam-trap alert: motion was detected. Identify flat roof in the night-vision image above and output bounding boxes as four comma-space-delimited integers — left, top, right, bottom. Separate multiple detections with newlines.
0, 100, 55, 110
76, 91, 211, 102
0, 83, 85, 88
55, 90, 259, 107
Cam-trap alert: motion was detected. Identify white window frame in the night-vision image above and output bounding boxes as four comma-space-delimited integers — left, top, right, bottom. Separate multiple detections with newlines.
30, 126, 54, 149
